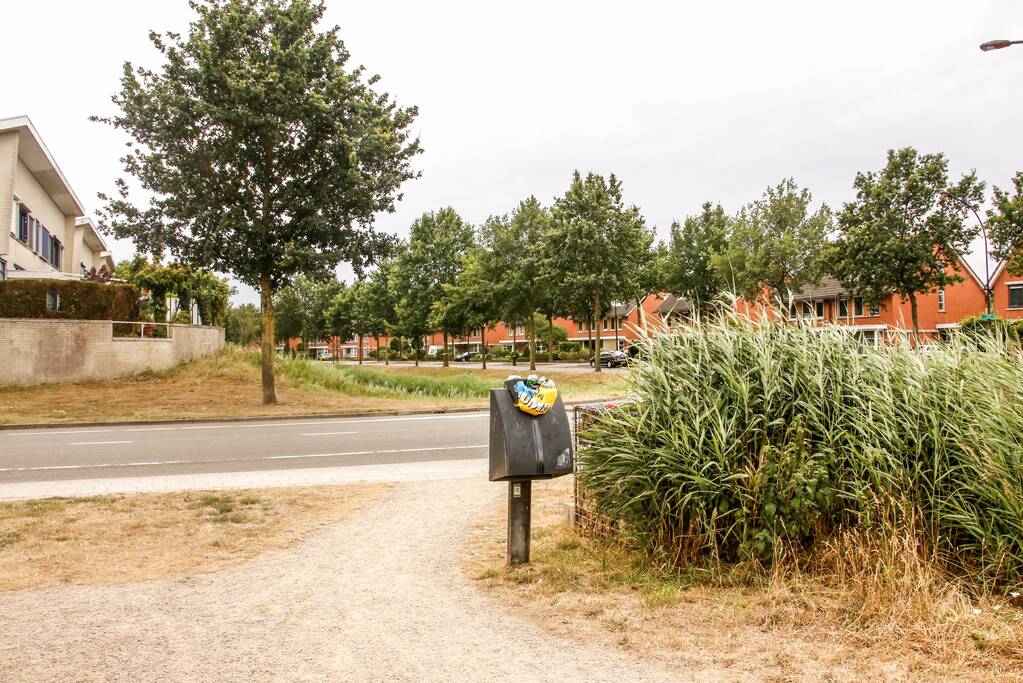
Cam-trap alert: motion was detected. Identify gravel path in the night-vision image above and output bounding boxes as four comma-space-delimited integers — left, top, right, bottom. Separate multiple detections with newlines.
0, 478, 681, 682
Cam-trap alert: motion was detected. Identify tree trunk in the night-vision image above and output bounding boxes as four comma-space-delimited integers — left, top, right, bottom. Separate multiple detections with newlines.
414, 335, 419, 366
512, 324, 518, 366
909, 292, 920, 344
259, 276, 278, 405
443, 331, 449, 367
358, 333, 363, 364
481, 326, 487, 370
527, 313, 537, 371
383, 335, 390, 365
593, 292, 602, 373
586, 317, 592, 356
547, 313, 555, 363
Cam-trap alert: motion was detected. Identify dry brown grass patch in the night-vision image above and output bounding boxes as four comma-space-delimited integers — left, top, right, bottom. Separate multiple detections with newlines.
0, 349, 626, 426
465, 476, 1023, 681
0, 483, 387, 591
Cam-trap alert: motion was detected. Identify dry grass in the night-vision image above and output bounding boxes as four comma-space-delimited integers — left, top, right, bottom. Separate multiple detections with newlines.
465, 477, 1023, 682
0, 483, 387, 591
0, 349, 625, 426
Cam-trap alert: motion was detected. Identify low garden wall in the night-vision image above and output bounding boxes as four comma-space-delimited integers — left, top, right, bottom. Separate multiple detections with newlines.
0, 318, 224, 386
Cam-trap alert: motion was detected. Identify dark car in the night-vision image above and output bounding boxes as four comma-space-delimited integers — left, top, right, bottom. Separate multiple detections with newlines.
588, 350, 628, 368
453, 351, 480, 362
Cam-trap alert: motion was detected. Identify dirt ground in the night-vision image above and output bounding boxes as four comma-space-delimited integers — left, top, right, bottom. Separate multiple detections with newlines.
0, 479, 684, 682
0, 484, 386, 591
467, 477, 1023, 682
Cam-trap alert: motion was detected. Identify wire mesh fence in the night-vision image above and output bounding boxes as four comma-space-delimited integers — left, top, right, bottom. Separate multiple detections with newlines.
572, 403, 622, 541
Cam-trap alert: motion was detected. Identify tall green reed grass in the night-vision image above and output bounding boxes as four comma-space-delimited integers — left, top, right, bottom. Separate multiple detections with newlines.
578, 311, 1023, 588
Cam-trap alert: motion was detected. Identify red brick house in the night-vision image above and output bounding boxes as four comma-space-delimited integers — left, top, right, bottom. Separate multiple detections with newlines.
736, 258, 987, 343
990, 259, 1023, 319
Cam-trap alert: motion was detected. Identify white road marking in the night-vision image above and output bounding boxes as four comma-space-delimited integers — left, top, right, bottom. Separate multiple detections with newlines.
2, 412, 489, 437
0, 460, 186, 473
0, 445, 489, 473
69, 440, 133, 446
301, 431, 357, 436
268, 444, 487, 461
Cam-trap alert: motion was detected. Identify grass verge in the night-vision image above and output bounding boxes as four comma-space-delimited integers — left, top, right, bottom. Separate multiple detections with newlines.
0, 346, 627, 425
0, 483, 387, 591
465, 476, 1023, 681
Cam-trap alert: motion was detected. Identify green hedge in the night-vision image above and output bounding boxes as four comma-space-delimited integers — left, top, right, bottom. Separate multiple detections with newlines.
0, 279, 140, 321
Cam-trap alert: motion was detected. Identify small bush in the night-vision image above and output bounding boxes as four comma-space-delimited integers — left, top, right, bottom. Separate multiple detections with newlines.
0, 280, 139, 320
579, 311, 1023, 588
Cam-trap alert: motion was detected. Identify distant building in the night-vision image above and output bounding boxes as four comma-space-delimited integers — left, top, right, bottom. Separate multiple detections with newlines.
0, 116, 114, 282
736, 259, 987, 343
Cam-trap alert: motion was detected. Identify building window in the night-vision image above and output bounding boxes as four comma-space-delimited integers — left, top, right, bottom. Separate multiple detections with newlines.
0, 258, 6, 281
815, 301, 825, 319
867, 302, 879, 316
937, 288, 945, 312
1008, 284, 1023, 309
46, 287, 60, 312
17, 208, 29, 242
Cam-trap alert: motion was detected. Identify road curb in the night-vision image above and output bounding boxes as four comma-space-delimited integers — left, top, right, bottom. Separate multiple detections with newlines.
0, 398, 613, 432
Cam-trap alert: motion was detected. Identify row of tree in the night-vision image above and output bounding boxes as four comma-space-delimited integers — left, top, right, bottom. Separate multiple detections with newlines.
269, 147, 1023, 372
271, 172, 657, 373
664, 148, 1023, 335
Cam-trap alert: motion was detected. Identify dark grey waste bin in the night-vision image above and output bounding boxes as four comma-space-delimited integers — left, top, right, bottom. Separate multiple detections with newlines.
488, 380, 573, 481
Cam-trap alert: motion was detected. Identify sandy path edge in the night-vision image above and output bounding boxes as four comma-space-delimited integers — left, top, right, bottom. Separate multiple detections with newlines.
0, 478, 690, 682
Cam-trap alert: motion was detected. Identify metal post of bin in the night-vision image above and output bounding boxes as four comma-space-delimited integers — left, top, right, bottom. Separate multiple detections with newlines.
507, 480, 531, 564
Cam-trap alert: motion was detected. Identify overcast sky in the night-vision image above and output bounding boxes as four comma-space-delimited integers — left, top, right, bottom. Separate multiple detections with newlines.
3, 1, 1021, 304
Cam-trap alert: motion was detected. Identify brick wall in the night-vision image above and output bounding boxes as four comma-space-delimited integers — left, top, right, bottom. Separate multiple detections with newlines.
0, 318, 225, 386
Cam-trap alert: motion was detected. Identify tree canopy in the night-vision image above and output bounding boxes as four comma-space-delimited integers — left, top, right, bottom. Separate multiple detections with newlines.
663, 202, 730, 316
481, 197, 555, 370
392, 208, 474, 364
94, 0, 420, 402
828, 147, 984, 334
989, 172, 1023, 276
545, 171, 654, 371
713, 178, 831, 302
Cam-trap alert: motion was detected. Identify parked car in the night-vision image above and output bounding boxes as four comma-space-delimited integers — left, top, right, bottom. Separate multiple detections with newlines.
453, 351, 480, 362
588, 350, 628, 367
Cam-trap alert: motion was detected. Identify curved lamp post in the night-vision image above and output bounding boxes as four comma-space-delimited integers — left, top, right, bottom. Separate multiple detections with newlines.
940, 190, 994, 314
980, 39, 1023, 51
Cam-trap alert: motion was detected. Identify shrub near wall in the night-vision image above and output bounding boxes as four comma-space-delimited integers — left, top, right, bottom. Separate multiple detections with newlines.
0, 280, 140, 321
579, 313, 1023, 587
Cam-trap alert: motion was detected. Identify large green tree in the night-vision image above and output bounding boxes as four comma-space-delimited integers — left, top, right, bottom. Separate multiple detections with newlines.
392, 208, 474, 366
713, 178, 831, 303
431, 248, 503, 369
546, 171, 654, 372
663, 202, 729, 316
225, 304, 261, 345
828, 147, 984, 335
357, 264, 398, 364
274, 275, 343, 354
94, 0, 420, 403
989, 172, 1023, 276
481, 197, 553, 371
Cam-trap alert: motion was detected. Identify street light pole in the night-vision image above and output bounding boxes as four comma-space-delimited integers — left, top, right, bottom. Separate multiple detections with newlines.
980, 39, 1023, 52
941, 190, 993, 314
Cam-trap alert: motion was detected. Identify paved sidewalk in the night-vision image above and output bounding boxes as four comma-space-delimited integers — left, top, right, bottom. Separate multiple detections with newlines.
0, 457, 485, 500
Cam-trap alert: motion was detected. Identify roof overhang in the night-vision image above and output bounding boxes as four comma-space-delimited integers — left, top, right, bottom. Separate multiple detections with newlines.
75, 216, 110, 253
0, 115, 85, 217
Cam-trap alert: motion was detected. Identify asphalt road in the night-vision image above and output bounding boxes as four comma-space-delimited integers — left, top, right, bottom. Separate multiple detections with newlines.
0, 412, 491, 485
